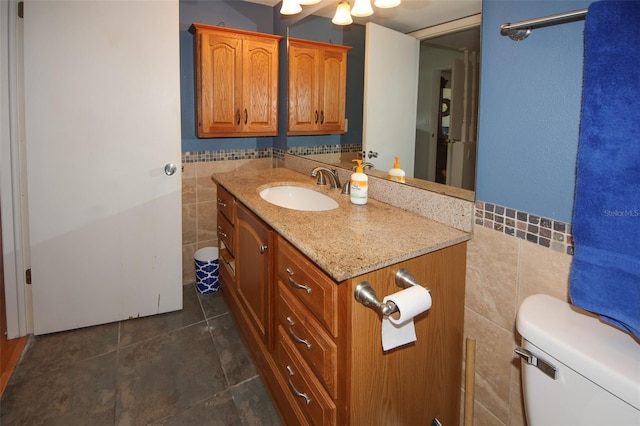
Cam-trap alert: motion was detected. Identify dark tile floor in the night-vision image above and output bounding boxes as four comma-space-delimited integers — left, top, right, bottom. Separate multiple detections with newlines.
0, 284, 282, 426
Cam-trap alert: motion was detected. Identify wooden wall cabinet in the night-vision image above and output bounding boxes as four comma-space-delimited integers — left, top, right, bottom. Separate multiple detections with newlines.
191, 24, 282, 138
288, 38, 350, 135
216, 186, 466, 426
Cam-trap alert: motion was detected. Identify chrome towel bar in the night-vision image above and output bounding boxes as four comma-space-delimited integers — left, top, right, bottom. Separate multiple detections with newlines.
501, 8, 587, 41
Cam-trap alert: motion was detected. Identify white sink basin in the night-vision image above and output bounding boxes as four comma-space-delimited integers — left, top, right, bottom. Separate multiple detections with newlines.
259, 185, 339, 211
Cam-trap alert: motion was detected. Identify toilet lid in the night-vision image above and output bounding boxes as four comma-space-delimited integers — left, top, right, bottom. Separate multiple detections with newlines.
516, 294, 640, 410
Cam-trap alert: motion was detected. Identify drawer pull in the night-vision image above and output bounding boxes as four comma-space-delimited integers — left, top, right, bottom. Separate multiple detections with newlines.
286, 365, 311, 405
286, 268, 311, 294
287, 317, 312, 350
216, 198, 227, 208
217, 226, 227, 238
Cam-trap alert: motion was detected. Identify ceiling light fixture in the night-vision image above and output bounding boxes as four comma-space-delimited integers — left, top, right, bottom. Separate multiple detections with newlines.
298, 0, 321, 4
332, 1, 353, 25
374, 0, 401, 8
351, 0, 373, 17
280, 0, 302, 15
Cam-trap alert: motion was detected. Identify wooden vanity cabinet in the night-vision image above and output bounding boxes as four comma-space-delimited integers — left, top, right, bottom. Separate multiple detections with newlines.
191, 24, 282, 138
273, 235, 466, 426
288, 38, 350, 135
216, 185, 466, 426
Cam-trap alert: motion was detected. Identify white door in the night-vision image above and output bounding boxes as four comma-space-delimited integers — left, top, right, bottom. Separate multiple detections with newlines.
447, 56, 478, 191
363, 23, 419, 176
447, 58, 466, 187
23, 0, 182, 335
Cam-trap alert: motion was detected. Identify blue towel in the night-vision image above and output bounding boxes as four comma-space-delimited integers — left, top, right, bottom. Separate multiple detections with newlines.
570, 0, 640, 339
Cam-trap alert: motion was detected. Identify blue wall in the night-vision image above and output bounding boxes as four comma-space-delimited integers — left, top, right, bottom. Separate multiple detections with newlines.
477, 0, 593, 222
179, 1, 364, 154
287, 15, 365, 149
179, 0, 277, 152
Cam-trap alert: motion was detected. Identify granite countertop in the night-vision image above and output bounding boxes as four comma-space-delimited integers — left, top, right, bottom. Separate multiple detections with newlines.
212, 168, 470, 282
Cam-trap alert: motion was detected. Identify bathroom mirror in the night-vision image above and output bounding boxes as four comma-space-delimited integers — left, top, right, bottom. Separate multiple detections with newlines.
285, 5, 481, 202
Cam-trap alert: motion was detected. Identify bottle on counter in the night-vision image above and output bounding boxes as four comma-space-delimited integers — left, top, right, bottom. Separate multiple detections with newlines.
350, 159, 368, 205
388, 156, 406, 183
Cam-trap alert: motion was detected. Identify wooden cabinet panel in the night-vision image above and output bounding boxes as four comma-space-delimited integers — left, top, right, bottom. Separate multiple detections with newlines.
288, 43, 320, 133
243, 38, 279, 134
277, 236, 339, 337
277, 327, 337, 426
216, 212, 234, 257
236, 203, 274, 347
288, 38, 350, 135
216, 181, 236, 225
347, 243, 466, 426
198, 30, 242, 135
319, 47, 348, 133
191, 24, 281, 138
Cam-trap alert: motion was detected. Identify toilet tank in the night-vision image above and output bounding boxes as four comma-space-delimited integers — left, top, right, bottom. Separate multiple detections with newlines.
516, 294, 640, 426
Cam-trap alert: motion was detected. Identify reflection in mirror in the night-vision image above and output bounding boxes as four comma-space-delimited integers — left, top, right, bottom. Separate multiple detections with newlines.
287, 14, 481, 202
415, 23, 480, 191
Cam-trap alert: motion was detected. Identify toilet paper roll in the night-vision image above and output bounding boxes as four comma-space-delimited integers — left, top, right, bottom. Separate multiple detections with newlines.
381, 285, 432, 351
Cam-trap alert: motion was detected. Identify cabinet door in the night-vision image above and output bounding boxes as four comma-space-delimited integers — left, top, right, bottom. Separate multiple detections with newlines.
236, 203, 273, 347
288, 43, 320, 133
242, 38, 279, 135
319, 47, 347, 133
197, 31, 242, 136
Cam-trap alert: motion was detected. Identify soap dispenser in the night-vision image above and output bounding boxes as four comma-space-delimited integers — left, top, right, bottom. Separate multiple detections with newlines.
388, 156, 406, 183
350, 159, 368, 205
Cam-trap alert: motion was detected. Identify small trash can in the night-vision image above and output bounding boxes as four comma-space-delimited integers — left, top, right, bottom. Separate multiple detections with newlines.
194, 247, 219, 294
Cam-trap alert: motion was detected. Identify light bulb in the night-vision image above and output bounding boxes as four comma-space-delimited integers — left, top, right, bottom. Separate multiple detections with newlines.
280, 0, 302, 15
332, 1, 353, 25
351, 0, 374, 17
374, 0, 400, 8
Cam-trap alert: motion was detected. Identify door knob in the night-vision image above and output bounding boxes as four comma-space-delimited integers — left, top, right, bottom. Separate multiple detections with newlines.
164, 163, 177, 176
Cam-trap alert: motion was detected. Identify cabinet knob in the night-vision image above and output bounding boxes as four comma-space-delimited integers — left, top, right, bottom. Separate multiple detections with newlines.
259, 244, 268, 254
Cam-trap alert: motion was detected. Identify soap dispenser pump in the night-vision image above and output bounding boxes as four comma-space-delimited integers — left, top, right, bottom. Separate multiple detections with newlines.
350, 159, 368, 205
388, 156, 406, 183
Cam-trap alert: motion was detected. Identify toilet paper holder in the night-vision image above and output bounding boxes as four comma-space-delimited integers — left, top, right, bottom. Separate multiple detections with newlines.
355, 268, 429, 317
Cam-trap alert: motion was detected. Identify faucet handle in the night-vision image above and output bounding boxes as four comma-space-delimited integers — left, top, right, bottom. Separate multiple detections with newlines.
341, 180, 350, 195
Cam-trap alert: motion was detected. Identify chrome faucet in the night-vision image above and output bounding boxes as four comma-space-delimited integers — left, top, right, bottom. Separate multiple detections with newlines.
310, 166, 342, 190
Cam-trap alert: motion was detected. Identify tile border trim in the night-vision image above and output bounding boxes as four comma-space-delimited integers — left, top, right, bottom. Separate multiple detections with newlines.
286, 143, 362, 156
182, 148, 274, 163
475, 200, 574, 255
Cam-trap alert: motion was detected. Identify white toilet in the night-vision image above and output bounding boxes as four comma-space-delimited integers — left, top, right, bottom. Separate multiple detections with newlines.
515, 294, 640, 425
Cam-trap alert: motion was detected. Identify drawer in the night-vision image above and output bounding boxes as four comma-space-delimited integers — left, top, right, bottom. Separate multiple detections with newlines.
277, 237, 338, 337
279, 283, 338, 399
217, 211, 234, 256
216, 184, 236, 225
277, 327, 336, 426
219, 246, 235, 282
